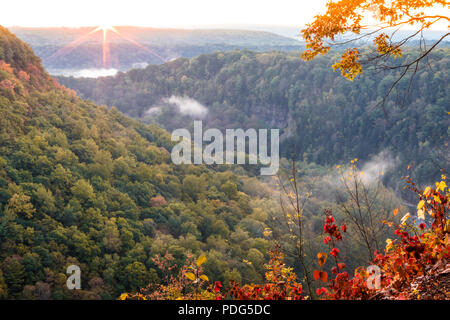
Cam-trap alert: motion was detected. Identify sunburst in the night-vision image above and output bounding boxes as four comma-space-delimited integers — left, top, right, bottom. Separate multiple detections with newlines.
48, 25, 164, 68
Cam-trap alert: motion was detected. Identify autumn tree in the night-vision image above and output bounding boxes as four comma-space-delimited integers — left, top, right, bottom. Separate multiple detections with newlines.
266, 159, 316, 298
335, 160, 403, 263
301, 0, 449, 110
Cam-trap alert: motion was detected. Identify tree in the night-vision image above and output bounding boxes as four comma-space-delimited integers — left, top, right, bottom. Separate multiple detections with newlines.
2, 256, 25, 297
301, 0, 449, 110
0, 270, 7, 299
335, 159, 402, 263
71, 179, 95, 205
268, 160, 316, 298
5, 193, 36, 219
103, 219, 122, 253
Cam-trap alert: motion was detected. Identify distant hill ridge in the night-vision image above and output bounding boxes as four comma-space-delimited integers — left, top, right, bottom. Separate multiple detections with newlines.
10, 26, 304, 71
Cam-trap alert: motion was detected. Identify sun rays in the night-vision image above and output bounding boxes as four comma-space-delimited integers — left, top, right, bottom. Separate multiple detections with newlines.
48, 25, 164, 68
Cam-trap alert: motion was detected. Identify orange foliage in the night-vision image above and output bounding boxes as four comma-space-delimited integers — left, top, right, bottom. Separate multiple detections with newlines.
0, 60, 13, 74
301, 0, 449, 80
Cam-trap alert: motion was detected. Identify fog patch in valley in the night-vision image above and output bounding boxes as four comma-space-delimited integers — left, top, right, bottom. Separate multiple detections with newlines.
48, 68, 119, 78
359, 150, 400, 185
145, 96, 209, 119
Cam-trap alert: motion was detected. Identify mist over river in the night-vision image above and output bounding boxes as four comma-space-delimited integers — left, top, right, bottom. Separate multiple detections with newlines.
48, 68, 119, 78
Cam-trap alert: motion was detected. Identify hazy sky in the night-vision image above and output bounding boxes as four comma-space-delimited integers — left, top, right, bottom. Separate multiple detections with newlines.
1, 0, 447, 29
1, 0, 331, 28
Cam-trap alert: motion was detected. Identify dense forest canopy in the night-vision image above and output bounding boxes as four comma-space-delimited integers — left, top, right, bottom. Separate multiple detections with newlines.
58, 49, 449, 189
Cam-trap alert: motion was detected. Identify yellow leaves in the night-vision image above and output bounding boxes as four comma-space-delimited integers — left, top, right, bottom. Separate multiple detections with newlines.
196, 255, 207, 267
386, 238, 393, 252
300, 43, 330, 61
118, 293, 128, 300
263, 227, 272, 237
199, 275, 209, 282
417, 208, 425, 220
436, 181, 447, 192
6, 193, 36, 219
354, 266, 366, 278
185, 272, 196, 281
433, 195, 441, 204
417, 200, 425, 210
243, 259, 252, 265
400, 212, 410, 225
374, 33, 402, 58
423, 187, 431, 196
185, 255, 210, 284
332, 49, 363, 81
317, 252, 327, 267
382, 220, 393, 227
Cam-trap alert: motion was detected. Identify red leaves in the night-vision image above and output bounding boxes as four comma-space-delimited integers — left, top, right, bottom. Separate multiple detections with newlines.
323, 211, 345, 242
330, 248, 340, 257
214, 281, 222, 293
314, 270, 328, 283
149, 195, 167, 207
326, 215, 335, 224
316, 287, 327, 296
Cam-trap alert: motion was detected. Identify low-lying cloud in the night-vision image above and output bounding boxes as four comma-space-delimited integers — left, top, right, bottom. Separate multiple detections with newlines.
165, 96, 209, 118
360, 150, 399, 185
48, 68, 119, 78
145, 96, 209, 119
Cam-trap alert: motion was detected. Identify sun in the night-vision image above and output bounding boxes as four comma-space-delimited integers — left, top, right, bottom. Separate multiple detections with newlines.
98, 24, 115, 32
92, 24, 116, 34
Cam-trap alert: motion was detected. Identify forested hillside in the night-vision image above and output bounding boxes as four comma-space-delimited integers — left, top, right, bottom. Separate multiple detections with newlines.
0, 26, 286, 299
58, 49, 449, 188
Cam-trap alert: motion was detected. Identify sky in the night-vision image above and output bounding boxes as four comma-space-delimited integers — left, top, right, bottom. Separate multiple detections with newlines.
0, 0, 330, 28
1, 0, 447, 30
